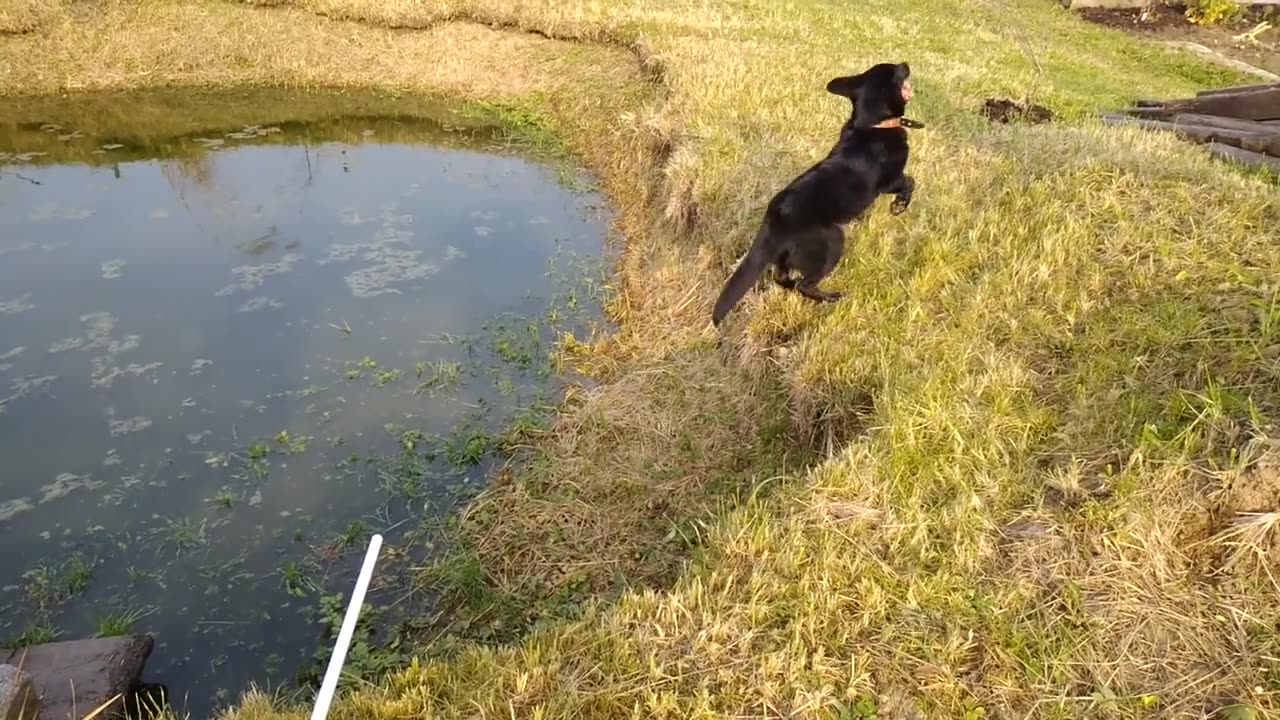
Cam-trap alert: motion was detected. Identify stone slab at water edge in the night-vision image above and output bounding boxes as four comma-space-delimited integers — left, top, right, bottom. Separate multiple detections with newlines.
0, 664, 38, 720
0, 635, 153, 720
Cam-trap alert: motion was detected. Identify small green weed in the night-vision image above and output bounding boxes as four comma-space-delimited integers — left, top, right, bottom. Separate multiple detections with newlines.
299, 593, 409, 688
158, 517, 209, 556
96, 606, 153, 637
489, 322, 541, 368
3, 620, 62, 648
496, 375, 517, 396
23, 563, 56, 609
503, 404, 552, 445
444, 428, 493, 467
337, 519, 367, 549
24, 554, 95, 610
279, 562, 316, 598
1186, 0, 1243, 24
831, 693, 878, 720
210, 487, 237, 508
127, 566, 165, 587
274, 429, 310, 454
63, 554, 94, 596
414, 359, 464, 393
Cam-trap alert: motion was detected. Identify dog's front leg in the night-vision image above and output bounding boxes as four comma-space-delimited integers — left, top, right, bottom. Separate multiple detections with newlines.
885, 174, 915, 216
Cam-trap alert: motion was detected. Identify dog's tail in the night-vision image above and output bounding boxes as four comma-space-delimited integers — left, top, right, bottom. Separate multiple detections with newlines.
712, 226, 773, 327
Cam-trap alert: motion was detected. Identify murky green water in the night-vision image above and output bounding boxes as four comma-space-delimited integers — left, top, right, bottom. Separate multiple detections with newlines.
0, 93, 607, 714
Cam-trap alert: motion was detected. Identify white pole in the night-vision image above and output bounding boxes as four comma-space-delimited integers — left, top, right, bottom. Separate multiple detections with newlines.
309, 533, 383, 720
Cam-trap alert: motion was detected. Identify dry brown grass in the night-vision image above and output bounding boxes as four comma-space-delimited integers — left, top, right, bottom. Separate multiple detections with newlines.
0, 3, 634, 99
5, 0, 1280, 717
435, 353, 798, 606
0, 0, 59, 34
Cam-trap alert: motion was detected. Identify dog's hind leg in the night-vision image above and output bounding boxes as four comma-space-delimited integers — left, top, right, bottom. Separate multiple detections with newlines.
795, 281, 842, 303
885, 174, 915, 215
771, 249, 796, 288
793, 226, 844, 303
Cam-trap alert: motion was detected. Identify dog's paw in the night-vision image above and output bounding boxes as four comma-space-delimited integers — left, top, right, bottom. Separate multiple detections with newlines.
890, 198, 910, 216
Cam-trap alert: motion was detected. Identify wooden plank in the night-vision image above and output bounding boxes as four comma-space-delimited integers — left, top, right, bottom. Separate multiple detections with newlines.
1117, 105, 1171, 119
1101, 113, 1187, 135
1101, 113, 1280, 156
1206, 142, 1280, 173
1174, 113, 1280, 134
1202, 128, 1280, 156
1164, 87, 1280, 121
1197, 82, 1280, 97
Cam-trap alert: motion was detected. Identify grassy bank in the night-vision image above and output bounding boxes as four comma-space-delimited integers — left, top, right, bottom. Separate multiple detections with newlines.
5, 0, 1280, 717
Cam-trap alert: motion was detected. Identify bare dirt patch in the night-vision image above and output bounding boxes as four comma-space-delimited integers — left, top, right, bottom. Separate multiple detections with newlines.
1229, 448, 1280, 513
1080, 5, 1280, 76
981, 97, 1058, 123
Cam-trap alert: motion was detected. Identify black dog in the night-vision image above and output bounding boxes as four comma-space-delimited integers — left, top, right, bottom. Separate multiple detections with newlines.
711, 62, 918, 327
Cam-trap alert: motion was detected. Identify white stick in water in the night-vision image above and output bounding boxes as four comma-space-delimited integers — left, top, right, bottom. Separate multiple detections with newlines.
310, 533, 383, 720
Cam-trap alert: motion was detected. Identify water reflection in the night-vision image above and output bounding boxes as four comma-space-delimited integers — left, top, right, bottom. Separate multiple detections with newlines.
0, 93, 607, 716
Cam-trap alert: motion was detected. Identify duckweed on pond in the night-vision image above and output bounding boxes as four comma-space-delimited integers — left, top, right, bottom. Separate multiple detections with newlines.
0, 90, 610, 716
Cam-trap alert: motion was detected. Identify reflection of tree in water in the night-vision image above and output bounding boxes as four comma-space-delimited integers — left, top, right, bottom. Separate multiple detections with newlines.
159, 151, 239, 224
159, 151, 214, 204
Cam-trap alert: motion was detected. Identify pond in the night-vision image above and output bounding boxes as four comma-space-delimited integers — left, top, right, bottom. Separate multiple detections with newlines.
0, 92, 609, 715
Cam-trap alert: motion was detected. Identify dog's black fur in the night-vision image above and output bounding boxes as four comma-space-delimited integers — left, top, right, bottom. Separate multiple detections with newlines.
711, 62, 917, 327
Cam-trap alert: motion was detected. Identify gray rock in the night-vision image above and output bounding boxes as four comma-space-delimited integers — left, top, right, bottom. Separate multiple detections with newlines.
0, 635, 153, 720
0, 664, 38, 720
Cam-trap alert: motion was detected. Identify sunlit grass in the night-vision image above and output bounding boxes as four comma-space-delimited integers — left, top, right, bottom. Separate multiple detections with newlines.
4, 0, 1279, 717
0, 0, 58, 34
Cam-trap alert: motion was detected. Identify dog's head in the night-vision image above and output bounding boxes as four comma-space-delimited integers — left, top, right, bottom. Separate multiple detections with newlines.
826, 62, 912, 128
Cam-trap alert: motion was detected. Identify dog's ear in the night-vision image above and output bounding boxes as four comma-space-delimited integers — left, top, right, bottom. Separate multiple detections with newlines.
894, 62, 911, 83
826, 74, 862, 99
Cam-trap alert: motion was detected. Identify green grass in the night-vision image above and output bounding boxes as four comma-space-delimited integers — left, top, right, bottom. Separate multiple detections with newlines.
157, 517, 209, 556
3, 0, 1279, 717
61, 553, 94, 596
210, 487, 238, 509
23, 554, 95, 611
414, 360, 466, 394
95, 606, 153, 638
337, 520, 367, 550
3, 620, 61, 649
278, 562, 315, 599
